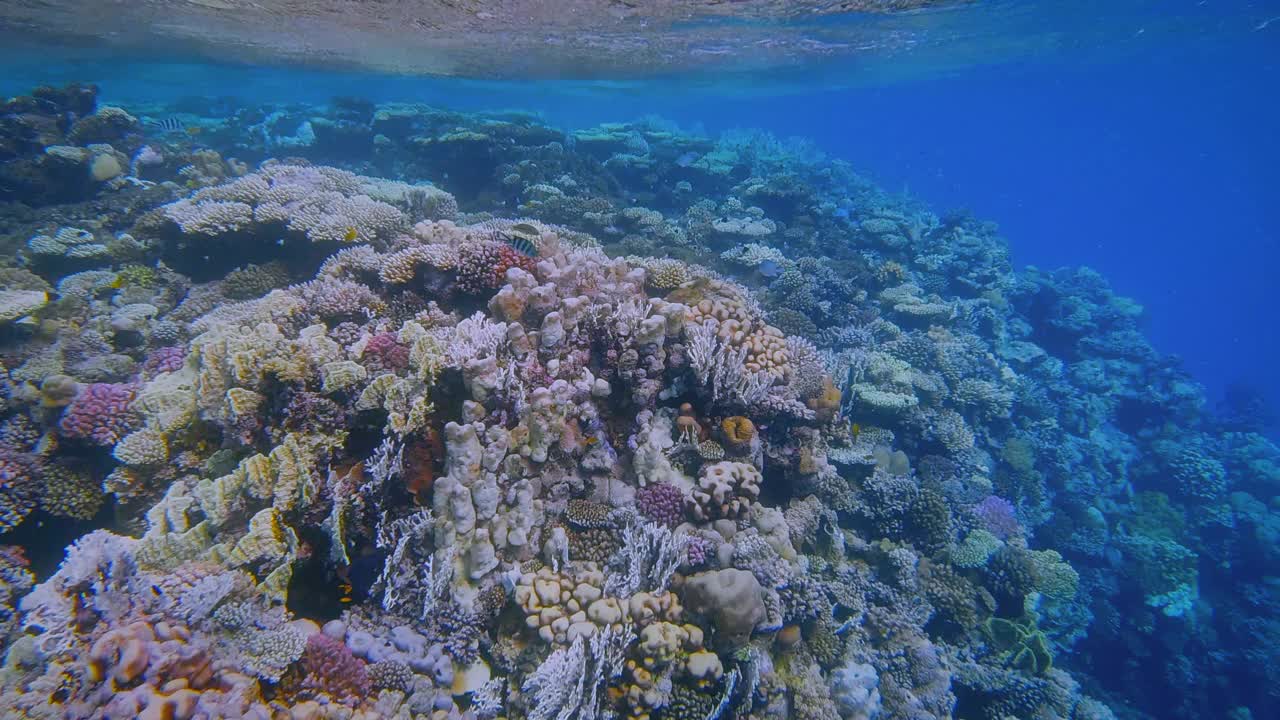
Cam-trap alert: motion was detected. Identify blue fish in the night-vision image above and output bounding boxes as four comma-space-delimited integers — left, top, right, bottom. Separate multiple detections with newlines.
833, 207, 850, 219
675, 151, 698, 167
759, 259, 782, 278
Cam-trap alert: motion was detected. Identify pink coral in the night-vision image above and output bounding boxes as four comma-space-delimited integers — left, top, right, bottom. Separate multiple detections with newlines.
143, 346, 187, 376
456, 241, 536, 294
685, 534, 715, 567
59, 383, 140, 445
636, 482, 685, 527
362, 332, 410, 372
295, 277, 383, 321
301, 632, 370, 704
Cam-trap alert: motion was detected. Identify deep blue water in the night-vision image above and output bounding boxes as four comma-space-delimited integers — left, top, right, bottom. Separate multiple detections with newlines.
797, 35, 1280, 433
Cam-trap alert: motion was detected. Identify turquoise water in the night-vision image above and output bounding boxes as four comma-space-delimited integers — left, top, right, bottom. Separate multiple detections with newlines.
0, 1, 1277, 719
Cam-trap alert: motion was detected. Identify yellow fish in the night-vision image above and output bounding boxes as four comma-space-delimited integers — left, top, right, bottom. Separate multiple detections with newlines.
343, 227, 359, 242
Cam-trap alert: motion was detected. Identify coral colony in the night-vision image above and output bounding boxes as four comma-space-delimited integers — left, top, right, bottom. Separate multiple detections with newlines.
0, 83, 1274, 720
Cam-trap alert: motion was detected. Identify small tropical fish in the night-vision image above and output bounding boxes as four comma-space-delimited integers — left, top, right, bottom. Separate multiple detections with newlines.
833, 207, 851, 219
850, 421, 862, 438
759, 259, 782, 278
343, 226, 359, 242
146, 116, 199, 135
503, 222, 542, 257
675, 151, 699, 167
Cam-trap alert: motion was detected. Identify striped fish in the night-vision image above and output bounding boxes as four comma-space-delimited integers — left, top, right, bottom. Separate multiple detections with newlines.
481, 220, 541, 257
503, 222, 542, 257
145, 116, 186, 133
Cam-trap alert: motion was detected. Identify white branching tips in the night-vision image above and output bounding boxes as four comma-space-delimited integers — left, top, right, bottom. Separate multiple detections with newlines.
604, 297, 649, 343
472, 678, 506, 719
372, 507, 434, 615
523, 624, 636, 720
444, 311, 508, 367
686, 321, 773, 406
523, 636, 586, 720
420, 545, 456, 621
361, 435, 403, 499
366, 435, 450, 617
706, 667, 740, 720
605, 521, 690, 597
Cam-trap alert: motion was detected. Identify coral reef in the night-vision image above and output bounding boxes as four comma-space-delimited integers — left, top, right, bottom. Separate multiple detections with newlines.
0, 86, 1265, 720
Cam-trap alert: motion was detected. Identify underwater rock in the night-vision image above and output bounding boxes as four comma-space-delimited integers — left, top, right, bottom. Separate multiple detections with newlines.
681, 568, 766, 649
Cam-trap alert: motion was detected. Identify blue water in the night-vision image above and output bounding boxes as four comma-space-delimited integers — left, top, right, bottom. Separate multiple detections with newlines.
2, 1, 1278, 718
816, 37, 1280, 432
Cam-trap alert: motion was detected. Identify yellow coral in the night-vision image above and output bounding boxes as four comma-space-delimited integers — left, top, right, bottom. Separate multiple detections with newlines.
320, 360, 368, 393
41, 466, 104, 520
720, 416, 756, 448
806, 375, 842, 422
645, 258, 691, 290
357, 373, 435, 435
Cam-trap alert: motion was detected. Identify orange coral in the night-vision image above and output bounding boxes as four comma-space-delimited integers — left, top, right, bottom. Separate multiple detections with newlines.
402, 427, 443, 501
676, 403, 704, 444
806, 376, 842, 423
720, 416, 756, 449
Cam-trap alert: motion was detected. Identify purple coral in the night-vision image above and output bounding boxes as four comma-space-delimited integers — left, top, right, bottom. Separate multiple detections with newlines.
142, 345, 187, 376
282, 391, 346, 436
295, 276, 382, 321
302, 632, 371, 704
636, 482, 686, 527
362, 332, 410, 372
59, 383, 139, 445
973, 495, 1021, 539
686, 534, 715, 568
